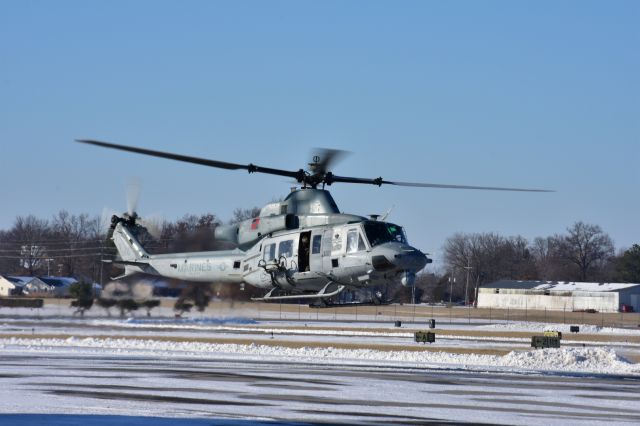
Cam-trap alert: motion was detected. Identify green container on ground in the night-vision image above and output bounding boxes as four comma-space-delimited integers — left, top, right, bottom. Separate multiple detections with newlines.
531, 335, 561, 349
414, 331, 436, 344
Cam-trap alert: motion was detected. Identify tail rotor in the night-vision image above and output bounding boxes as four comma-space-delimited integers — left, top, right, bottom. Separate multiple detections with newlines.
102, 178, 164, 240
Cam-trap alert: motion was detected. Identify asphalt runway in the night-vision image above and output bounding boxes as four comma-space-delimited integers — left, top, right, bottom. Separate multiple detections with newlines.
2, 352, 640, 425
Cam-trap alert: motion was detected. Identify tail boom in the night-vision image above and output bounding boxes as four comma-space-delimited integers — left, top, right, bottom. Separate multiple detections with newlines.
110, 222, 244, 283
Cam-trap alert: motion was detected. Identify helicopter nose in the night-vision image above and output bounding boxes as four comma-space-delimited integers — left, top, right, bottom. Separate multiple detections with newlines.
370, 243, 430, 273
393, 247, 429, 271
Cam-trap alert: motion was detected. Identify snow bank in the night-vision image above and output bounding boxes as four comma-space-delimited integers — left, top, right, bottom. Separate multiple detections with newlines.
500, 347, 631, 372
124, 317, 257, 326
479, 321, 640, 335
1, 336, 638, 376
88, 316, 257, 330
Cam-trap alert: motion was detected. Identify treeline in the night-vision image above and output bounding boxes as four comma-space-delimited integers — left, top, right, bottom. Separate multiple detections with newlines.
1, 212, 638, 303
0, 209, 258, 283
0, 212, 104, 279
411, 221, 639, 304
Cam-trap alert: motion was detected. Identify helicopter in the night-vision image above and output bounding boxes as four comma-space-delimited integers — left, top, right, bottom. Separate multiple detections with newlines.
77, 139, 551, 304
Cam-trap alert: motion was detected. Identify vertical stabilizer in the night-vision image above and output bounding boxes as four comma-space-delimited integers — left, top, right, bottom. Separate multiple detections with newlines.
112, 223, 150, 261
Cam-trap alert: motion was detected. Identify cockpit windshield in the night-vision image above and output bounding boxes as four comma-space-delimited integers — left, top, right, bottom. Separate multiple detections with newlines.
363, 221, 407, 247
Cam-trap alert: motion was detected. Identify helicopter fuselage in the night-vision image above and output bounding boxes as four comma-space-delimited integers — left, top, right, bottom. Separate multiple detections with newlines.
111, 215, 429, 299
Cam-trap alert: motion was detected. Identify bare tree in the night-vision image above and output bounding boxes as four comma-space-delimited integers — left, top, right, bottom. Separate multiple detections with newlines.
558, 221, 615, 281
168, 213, 222, 252
503, 235, 537, 280
531, 236, 560, 280
51, 211, 101, 277
10, 215, 50, 275
443, 232, 537, 302
229, 207, 261, 224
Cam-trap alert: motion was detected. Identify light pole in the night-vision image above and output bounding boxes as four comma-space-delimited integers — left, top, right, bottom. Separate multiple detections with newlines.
474, 274, 481, 308
463, 265, 472, 306
45, 258, 54, 276
448, 274, 456, 306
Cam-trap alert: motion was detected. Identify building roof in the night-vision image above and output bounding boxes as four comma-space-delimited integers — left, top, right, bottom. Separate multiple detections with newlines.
38, 276, 78, 288
5, 276, 38, 287
484, 280, 640, 292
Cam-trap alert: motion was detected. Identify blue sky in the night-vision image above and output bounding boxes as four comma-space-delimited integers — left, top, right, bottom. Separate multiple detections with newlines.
1, 1, 638, 264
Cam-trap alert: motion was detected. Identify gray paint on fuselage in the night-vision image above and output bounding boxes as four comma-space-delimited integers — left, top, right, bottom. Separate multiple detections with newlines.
110, 219, 428, 294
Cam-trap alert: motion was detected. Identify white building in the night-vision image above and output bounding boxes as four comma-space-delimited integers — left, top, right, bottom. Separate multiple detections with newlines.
478, 280, 640, 312
0, 275, 20, 296
0, 275, 52, 296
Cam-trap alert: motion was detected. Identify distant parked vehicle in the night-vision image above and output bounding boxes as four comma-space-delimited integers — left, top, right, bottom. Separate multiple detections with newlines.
621, 304, 634, 313
573, 308, 598, 313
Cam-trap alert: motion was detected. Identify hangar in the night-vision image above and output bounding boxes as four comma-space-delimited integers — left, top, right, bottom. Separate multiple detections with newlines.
477, 280, 640, 312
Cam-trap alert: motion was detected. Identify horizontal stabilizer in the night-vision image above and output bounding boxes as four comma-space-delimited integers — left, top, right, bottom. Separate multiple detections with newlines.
103, 259, 149, 267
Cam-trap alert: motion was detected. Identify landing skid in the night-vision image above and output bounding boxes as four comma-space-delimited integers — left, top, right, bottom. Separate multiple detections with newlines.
308, 300, 391, 308
251, 283, 345, 302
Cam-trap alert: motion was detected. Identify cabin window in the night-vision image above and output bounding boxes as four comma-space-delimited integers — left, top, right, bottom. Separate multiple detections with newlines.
264, 243, 276, 261
278, 240, 294, 258
312, 235, 322, 254
233, 261, 241, 269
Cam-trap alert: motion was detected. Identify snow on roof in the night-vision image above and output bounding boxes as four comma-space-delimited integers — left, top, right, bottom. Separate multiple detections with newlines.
485, 280, 640, 292
5, 276, 38, 286
38, 276, 78, 287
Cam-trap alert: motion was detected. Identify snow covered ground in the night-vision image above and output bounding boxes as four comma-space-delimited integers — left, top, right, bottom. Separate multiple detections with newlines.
1, 335, 639, 376
1, 343, 640, 425
479, 321, 640, 335
2, 304, 640, 424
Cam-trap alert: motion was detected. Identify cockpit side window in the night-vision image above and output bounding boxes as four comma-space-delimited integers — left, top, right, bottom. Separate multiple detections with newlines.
346, 229, 358, 253
358, 233, 367, 251
347, 229, 367, 253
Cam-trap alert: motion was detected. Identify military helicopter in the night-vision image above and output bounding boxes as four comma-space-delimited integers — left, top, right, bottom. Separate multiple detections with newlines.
77, 139, 551, 304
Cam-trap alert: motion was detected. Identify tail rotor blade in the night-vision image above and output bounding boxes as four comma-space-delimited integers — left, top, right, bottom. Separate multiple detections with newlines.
138, 213, 164, 240
125, 177, 141, 215
100, 207, 119, 234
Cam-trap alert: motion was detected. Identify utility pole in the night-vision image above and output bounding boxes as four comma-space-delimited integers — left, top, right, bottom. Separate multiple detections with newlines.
99, 241, 104, 298
448, 274, 456, 305
412, 280, 416, 305
45, 258, 54, 276
100, 241, 104, 284
463, 265, 472, 306
474, 274, 481, 308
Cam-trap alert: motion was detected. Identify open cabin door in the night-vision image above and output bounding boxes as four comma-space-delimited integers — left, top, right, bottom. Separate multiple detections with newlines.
297, 231, 312, 272
308, 231, 324, 272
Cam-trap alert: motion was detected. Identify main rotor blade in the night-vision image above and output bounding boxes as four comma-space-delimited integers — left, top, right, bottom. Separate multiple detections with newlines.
76, 139, 302, 179
388, 181, 554, 192
330, 175, 554, 192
